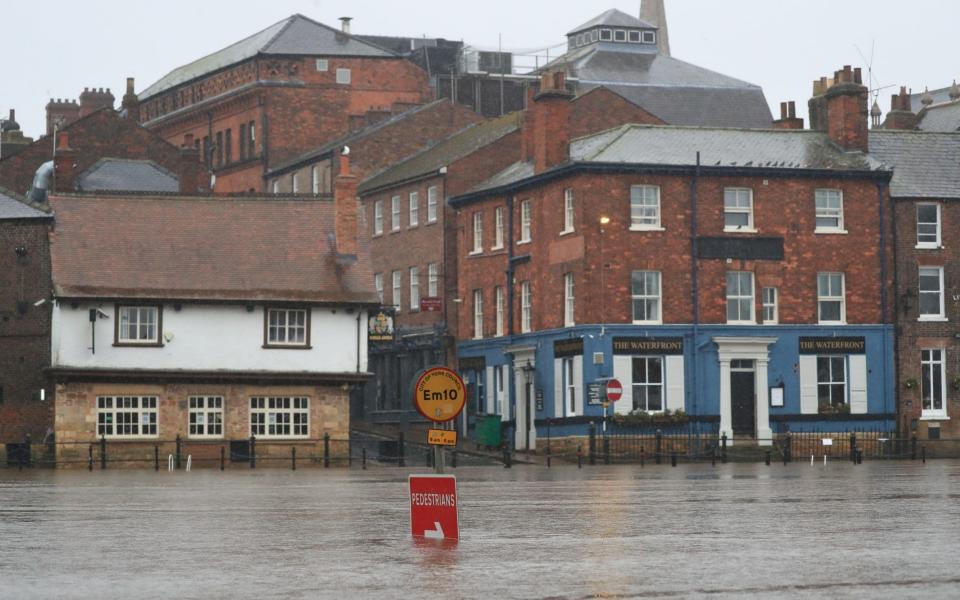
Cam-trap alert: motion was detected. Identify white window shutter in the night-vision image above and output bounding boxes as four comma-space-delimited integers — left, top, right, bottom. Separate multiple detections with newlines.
799, 355, 818, 414
485, 367, 495, 414
573, 356, 584, 416
553, 359, 564, 418
613, 355, 633, 415
849, 354, 868, 414
665, 356, 685, 412
501, 366, 510, 421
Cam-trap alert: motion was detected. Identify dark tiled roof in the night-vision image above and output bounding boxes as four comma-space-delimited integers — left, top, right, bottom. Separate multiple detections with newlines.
568, 9, 655, 35
0, 186, 50, 219
572, 125, 885, 171
908, 84, 959, 113
141, 15, 394, 100
869, 131, 960, 199
76, 158, 179, 193
359, 112, 521, 193
463, 161, 534, 196
916, 100, 960, 132
49, 195, 378, 303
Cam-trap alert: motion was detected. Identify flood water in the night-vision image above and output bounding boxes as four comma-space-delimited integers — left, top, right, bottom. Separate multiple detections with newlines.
1, 460, 959, 599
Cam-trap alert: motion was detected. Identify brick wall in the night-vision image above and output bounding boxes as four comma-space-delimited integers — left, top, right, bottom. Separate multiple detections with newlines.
569, 87, 665, 137
0, 219, 54, 442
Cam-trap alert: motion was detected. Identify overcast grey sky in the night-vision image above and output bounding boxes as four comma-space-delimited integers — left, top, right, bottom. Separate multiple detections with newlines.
3, 0, 958, 138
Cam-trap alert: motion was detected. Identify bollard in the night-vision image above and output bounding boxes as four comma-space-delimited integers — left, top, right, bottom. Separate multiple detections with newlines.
250, 435, 256, 469
670, 452, 677, 467
922, 445, 926, 464
782, 446, 787, 466
451, 450, 457, 469
503, 446, 512, 469
655, 429, 663, 465
100, 436, 107, 470
348, 438, 353, 468
323, 433, 330, 468
154, 445, 160, 471
362, 447, 367, 470
588, 423, 597, 466
220, 446, 225, 471
577, 445, 582, 469
603, 437, 611, 465
720, 433, 727, 464
88, 444, 93, 471
21, 434, 31, 469
426, 448, 434, 468
398, 432, 406, 467
711, 446, 716, 467
291, 446, 297, 470
175, 434, 182, 470
765, 450, 770, 466
911, 435, 917, 460
640, 446, 645, 468
849, 433, 857, 464
857, 449, 863, 464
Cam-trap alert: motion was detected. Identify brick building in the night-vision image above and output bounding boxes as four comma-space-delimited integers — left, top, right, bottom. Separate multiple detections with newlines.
450, 69, 895, 450
0, 188, 53, 446
136, 14, 432, 194
870, 88, 960, 441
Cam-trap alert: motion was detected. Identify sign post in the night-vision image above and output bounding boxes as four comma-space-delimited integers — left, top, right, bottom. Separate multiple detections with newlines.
412, 366, 466, 474
603, 378, 622, 433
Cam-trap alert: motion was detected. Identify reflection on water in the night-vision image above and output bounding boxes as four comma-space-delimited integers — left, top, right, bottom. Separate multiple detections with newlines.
1, 461, 959, 599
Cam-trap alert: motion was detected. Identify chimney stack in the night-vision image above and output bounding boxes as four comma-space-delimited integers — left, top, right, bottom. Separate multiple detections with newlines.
808, 65, 869, 152
53, 132, 77, 192
339, 17, 352, 34
881, 86, 917, 130
79, 87, 115, 118
528, 71, 574, 174
46, 98, 80, 136
122, 77, 140, 121
333, 147, 359, 257
772, 101, 804, 130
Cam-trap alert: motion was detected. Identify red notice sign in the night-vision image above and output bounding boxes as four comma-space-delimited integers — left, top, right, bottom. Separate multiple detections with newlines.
409, 474, 459, 541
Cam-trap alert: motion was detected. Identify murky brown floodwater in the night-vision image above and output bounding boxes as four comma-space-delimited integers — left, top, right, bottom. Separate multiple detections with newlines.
1, 460, 959, 599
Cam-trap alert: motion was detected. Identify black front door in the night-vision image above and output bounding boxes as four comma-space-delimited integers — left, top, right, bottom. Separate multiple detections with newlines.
731, 371, 756, 436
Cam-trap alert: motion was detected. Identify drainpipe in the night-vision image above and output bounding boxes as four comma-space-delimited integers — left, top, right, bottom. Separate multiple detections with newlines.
506, 194, 516, 337
690, 152, 700, 420
883, 181, 899, 433
356, 311, 362, 373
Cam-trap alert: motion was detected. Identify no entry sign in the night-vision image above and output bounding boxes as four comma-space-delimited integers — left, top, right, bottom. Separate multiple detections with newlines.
606, 378, 623, 402
409, 474, 459, 540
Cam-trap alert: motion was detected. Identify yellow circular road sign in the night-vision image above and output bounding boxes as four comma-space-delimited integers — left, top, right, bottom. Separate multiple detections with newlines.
413, 366, 466, 422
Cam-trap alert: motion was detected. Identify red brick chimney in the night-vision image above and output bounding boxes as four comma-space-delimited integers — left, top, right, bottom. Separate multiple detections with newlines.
528, 71, 574, 174
78, 87, 115, 118
772, 101, 804, 130
333, 149, 359, 256
53, 131, 77, 191
178, 133, 207, 194
121, 77, 139, 121
809, 66, 868, 152
881, 86, 917, 130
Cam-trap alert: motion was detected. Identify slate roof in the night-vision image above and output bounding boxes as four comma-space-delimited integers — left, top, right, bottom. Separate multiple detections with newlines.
75, 158, 180, 193
359, 112, 521, 193
0, 186, 50, 219
869, 131, 960, 199
49, 195, 378, 304
916, 100, 960, 132
908, 84, 960, 113
141, 14, 395, 100
568, 8, 655, 35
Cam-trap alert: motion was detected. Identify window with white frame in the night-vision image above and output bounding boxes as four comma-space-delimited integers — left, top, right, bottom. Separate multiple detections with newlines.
374, 200, 384, 235
599, 29, 612, 41
521, 281, 532, 333
427, 263, 438, 297
471, 212, 483, 253
336, 68, 351, 84
519, 200, 532, 243
642, 30, 656, 44
919, 267, 945, 319
117, 306, 160, 344
815, 189, 844, 232
427, 186, 438, 223
97, 396, 158, 437
250, 397, 309, 438
493, 206, 504, 249
265, 308, 309, 346
495, 286, 504, 336
316, 58, 328, 72
473, 289, 483, 339
816, 356, 846, 409
817, 272, 845, 324
631, 271, 661, 323
291, 173, 299, 194
563, 357, 577, 415
631, 357, 663, 411
564, 273, 575, 327
374, 273, 384, 303
188, 396, 223, 438
392, 270, 402, 312
628, 30, 640, 43
409, 266, 420, 311
916, 204, 941, 247
391, 196, 400, 231
726, 272, 755, 323
409, 191, 419, 227
724, 188, 753, 230
562, 188, 574, 233
762, 287, 778, 324
630, 185, 661, 229
311, 166, 319, 194
921, 349, 947, 417
271, 180, 279, 194
614, 29, 626, 42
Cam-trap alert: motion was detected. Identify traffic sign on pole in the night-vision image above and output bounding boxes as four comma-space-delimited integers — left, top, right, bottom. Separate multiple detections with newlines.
409, 474, 459, 540
605, 378, 623, 402
412, 366, 466, 422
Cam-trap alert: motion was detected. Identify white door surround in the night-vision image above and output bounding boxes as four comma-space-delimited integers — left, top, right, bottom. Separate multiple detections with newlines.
713, 337, 777, 446
506, 344, 537, 451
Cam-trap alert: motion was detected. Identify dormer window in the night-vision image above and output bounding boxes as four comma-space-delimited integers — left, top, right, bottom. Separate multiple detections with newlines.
642, 30, 656, 44
590, 30, 598, 42
629, 31, 640, 43
599, 29, 612, 41
614, 30, 626, 42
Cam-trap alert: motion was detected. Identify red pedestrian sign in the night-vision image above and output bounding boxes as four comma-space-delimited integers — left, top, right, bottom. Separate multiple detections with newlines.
409, 474, 459, 541
606, 378, 623, 402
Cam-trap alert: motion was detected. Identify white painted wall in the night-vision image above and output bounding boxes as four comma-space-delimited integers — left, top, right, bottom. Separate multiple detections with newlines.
52, 301, 368, 373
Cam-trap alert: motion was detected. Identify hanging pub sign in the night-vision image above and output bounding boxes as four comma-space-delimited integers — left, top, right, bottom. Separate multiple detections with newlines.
368, 310, 395, 342
553, 337, 584, 358
612, 337, 684, 355
798, 337, 865, 354
458, 356, 486, 371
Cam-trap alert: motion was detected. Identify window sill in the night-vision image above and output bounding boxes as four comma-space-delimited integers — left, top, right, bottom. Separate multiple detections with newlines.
725, 321, 757, 325
817, 321, 847, 326
723, 227, 758, 233
918, 316, 948, 322
762, 320, 779, 325
113, 341, 164, 348
468, 250, 483, 257
559, 228, 575, 237
915, 244, 942, 250
390, 228, 401, 234
517, 239, 532, 246
632, 320, 662, 325
920, 414, 949, 421
814, 228, 848, 235
262, 344, 313, 350
426, 219, 438, 226
629, 225, 665, 232
408, 224, 419, 230
491, 244, 504, 251
372, 232, 383, 238
100, 436, 160, 441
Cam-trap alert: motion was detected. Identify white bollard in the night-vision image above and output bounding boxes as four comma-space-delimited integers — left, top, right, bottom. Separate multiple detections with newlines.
810, 454, 814, 466
823, 454, 827, 466
186, 455, 192, 472
168, 454, 174, 472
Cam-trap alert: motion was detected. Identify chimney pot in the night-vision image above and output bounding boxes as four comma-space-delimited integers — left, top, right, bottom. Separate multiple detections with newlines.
339, 17, 352, 34
853, 67, 862, 84
788, 101, 796, 118
126, 78, 135, 94
56, 131, 70, 151
779, 102, 788, 119
8, 109, 14, 121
